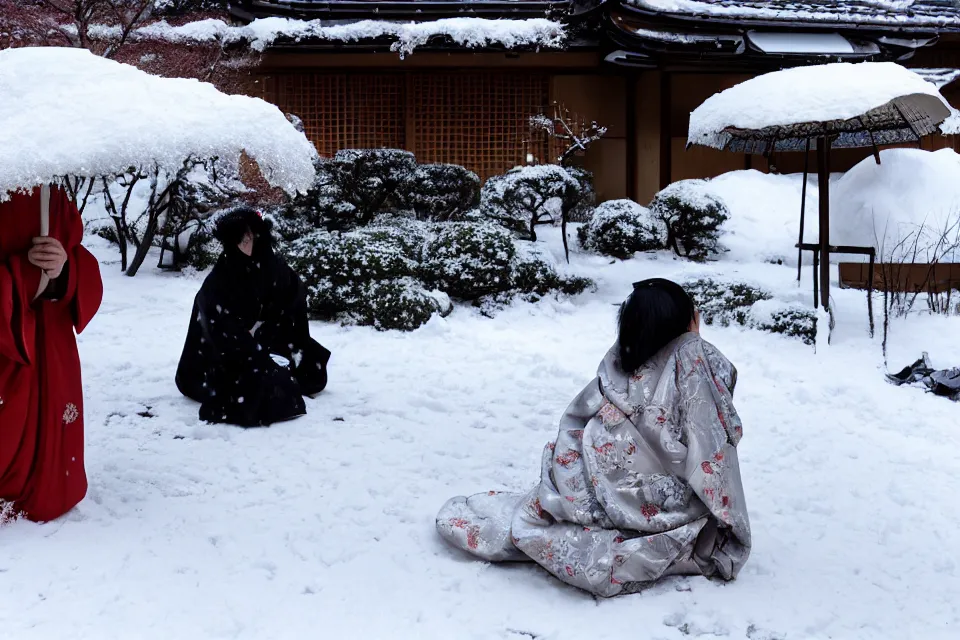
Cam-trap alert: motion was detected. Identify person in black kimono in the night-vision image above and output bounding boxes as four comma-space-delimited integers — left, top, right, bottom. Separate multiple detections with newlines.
175, 207, 331, 426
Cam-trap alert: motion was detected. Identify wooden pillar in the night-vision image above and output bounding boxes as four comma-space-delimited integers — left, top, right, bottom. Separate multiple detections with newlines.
626, 75, 639, 202
818, 136, 832, 310
659, 72, 672, 190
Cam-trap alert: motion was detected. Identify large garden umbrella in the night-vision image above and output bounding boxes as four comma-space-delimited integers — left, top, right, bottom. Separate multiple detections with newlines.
0, 46, 318, 275
687, 62, 950, 315
0, 46, 317, 200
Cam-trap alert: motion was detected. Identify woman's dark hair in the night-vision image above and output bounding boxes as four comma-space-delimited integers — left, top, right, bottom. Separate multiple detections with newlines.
213, 206, 274, 249
618, 278, 696, 373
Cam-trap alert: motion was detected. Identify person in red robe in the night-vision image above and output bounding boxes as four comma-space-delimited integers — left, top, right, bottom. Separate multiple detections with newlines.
0, 185, 103, 523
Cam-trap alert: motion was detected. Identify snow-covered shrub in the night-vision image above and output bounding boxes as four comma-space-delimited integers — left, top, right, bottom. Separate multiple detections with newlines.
750, 302, 818, 346
406, 164, 480, 221
283, 214, 591, 329
480, 165, 583, 240
179, 221, 221, 271
268, 203, 318, 249
273, 160, 328, 241
420, 222, 517, 299
684, 278, 816, 345
509, 245, 594, 300
284, 226, 456, 331
286, 229, 417, 317
652, 179, 729, 261
315, 149, 418, 229
359, 215, 435, 260
685, 278, 772, 326
577, 199, 665, 259
338, 278, 452, 332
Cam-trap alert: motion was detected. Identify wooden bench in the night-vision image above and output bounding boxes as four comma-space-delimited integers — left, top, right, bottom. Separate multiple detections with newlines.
839, 262, 960, 293
797, 243, 877, 336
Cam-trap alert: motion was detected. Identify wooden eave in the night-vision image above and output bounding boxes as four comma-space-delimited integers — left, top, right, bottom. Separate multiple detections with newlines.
257, 48, 604, 70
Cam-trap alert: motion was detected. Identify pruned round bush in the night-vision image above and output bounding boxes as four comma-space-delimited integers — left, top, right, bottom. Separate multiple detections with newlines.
511, 244, 593, 299
750, 302, 818, 346
651, 179, 729, 261
420, 222, 517, 299
360, 215, 436, 260
407, 164, 480, 221
286, 229, 416, 320
314, 149, 418, 228
339, 278, 452, 332
471, 245, 594, 316
684, 278, 815, 345
270, 197, 323, 245
284, 228, 457, 331
480, 165, 583, 239
577, 199, 665, 259
685, 278, 772, 327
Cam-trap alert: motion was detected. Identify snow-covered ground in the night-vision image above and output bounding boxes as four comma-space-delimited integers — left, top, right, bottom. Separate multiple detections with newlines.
2, 220, 959, 639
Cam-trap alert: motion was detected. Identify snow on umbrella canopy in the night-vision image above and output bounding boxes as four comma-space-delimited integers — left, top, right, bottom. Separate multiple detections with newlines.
687, 62, 952, 153
686, 61, 953, 317
0, 47, 318, 201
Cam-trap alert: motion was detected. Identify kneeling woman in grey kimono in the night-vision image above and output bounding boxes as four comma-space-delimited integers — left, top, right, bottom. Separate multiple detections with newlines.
437, 279, 750, 597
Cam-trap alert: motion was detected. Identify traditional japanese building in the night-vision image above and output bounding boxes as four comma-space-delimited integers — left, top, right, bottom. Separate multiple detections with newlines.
231, 0, 960, 204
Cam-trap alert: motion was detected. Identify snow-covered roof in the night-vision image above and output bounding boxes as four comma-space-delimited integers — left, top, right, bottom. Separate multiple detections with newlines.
237, 0, 579, 18
914, 68, 960, 89
133, 17, 566, 57
0, 47, 317, 200
688, 62, 951, 151
626, 0, 960, 30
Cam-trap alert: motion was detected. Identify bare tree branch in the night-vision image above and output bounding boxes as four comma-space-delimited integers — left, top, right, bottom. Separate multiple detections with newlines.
529, 102, 608, 167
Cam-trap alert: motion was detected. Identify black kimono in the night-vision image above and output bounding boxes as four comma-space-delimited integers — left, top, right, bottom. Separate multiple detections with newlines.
176, 211, 330, 426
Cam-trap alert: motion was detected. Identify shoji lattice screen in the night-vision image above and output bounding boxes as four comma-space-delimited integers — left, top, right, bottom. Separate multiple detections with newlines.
411, 73, 550, 180
263, 73, 406, 157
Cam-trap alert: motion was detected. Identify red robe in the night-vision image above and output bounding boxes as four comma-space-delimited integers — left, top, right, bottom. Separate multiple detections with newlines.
0, 187, 103, 522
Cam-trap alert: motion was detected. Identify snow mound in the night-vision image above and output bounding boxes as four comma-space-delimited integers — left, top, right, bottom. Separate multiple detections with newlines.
831, 148, 960, 260
941, 109, 960, 135
709, 170, 819, 266
688, 62, 948, 150
134, 17, 566, 58
0, 47, 317, 200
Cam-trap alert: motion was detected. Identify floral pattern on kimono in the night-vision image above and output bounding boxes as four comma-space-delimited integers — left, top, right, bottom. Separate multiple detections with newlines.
436, 333, 751, 597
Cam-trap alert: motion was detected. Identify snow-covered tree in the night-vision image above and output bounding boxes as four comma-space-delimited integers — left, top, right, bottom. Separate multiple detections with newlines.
480, 164, 585, 261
